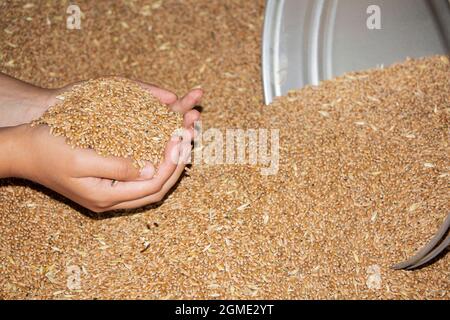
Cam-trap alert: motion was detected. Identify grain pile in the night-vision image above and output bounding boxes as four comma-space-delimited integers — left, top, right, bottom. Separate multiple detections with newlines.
0, 0, 449, 300
32, 77, 182, 167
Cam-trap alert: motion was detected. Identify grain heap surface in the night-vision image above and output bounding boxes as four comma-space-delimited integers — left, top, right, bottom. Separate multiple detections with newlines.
0, 0, 449, 300
32, 77, 182, 167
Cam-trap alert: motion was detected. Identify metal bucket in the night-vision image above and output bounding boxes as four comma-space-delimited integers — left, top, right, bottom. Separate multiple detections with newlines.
262, 0, 450, 104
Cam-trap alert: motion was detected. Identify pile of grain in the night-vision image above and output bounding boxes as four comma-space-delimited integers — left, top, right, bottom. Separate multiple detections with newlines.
32, 77, 182, 167
0, 0, 448, 300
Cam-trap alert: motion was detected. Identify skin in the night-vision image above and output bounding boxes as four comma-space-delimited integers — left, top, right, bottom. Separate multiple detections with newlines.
0, 73, 202, 212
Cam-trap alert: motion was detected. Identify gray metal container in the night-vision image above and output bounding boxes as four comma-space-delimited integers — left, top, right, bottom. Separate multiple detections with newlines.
262, 0, 450, 104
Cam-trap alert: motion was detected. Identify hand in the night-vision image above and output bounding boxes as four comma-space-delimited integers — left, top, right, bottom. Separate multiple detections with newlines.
1, 76, 202, 212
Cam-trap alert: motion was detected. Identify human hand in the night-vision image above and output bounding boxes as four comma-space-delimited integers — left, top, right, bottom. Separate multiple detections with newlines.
1, 77, 202, 212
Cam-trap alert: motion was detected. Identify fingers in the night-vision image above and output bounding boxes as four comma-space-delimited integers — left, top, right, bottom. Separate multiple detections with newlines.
58, 80, 202, 212
58, 80, 203, 115
79, 142, 192, 212
108, 145, 192, 210
139, 81, 203, 115
91, 139, 182, 205
75, 148, 156, 181
135, 81, 203, 127
183, 109, 201, 129
108, 161, 187, 210
71, 119, 195, 184
170, 88, 203, 114
134, 80, 178, 105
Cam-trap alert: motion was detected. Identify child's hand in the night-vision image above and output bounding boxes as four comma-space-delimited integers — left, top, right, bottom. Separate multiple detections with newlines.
9, 123, 191, 212
0, 75, 202, 212
52, 78, 202, 134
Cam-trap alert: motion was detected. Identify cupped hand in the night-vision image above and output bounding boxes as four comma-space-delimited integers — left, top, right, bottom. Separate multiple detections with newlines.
13, 80, 202, 212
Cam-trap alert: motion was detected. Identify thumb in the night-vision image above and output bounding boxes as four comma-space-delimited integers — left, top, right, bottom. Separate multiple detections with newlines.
81, 150, 155, 181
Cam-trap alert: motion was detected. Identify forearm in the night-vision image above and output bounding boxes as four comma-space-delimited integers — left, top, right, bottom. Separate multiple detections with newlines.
0, 73, 52, 127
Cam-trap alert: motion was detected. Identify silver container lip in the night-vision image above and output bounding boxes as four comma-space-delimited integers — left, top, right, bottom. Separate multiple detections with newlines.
262, 0, 450, 105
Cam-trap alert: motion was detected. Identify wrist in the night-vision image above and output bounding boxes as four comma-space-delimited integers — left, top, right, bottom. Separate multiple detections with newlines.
22, 88, 54, 122
0, 125, 32, 179
0, 73, 55, 127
